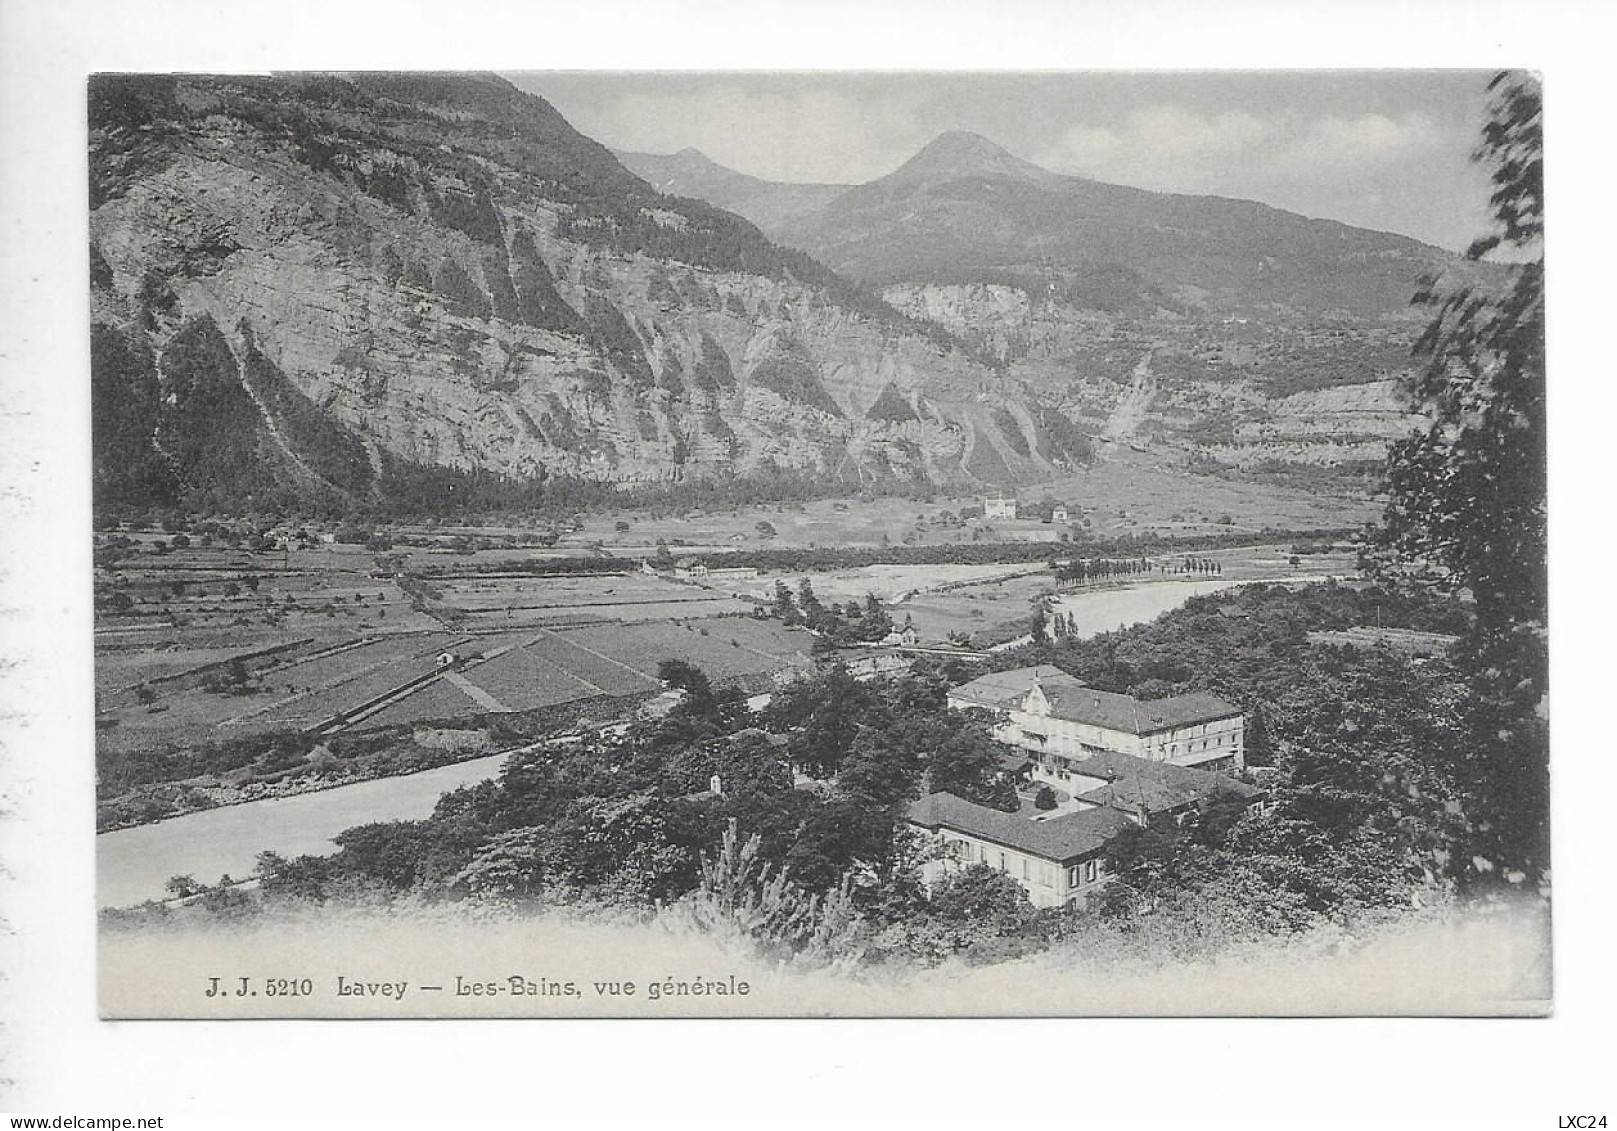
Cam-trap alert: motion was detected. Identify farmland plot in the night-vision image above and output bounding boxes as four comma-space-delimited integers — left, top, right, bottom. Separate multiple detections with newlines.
456, 598, 750, 629
525, 632, 660, 696
437, 572, 754, 626
249, 658, 450, 731
260, 633, 463, 694
358, 677, 482, 729
899, 571, 1057, 643
95, 642, 293, 697
437, 574, 679, 610
455, 646, 603, 710
560, 620, 813, 683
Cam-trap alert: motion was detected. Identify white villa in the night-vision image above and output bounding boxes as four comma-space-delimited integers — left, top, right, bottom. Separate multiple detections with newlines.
984, 495, 1018, 520
908, 792, 1131, 910
948, 665, 1246, 775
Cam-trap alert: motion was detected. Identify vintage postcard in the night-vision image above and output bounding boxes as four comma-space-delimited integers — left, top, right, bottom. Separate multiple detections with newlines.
87, 68, 1549, 1019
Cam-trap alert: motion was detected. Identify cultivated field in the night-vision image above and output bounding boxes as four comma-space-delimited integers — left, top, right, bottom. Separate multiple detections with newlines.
426, 572, 755, 630
899, 570, 1060, 643
92, 491, 1358, 838
95, 534, 801, 752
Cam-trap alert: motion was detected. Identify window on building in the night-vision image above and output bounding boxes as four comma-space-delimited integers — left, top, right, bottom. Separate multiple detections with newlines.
1021, 858, 1030, 880
1067, 866, 1081, 888
1085, 860, 1098, 883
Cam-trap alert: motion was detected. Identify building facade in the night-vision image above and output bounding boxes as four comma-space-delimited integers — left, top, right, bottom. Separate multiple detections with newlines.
908, 755, 1264, 909
907, 792, 1132, 910
949, 665, 1246, 773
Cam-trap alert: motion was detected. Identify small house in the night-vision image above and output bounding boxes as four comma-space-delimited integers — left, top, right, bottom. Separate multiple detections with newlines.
984, 496, 1018, 520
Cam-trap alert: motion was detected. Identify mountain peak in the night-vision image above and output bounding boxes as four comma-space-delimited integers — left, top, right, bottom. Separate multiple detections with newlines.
672, 146, 717, 165
882, 130, 1053, 186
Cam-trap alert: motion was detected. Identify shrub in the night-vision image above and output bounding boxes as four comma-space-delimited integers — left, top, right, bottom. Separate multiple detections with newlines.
661, 822, 865, 971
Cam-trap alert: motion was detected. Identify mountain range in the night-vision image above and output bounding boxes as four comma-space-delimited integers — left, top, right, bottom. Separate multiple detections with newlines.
90, 72, 1452, 516
619, 130, 1454, 318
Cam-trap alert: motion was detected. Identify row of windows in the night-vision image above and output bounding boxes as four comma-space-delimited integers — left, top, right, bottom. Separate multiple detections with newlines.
1067, 860, 1100, 888
1156, 732, 1240, 758
944, 838, 1098, 889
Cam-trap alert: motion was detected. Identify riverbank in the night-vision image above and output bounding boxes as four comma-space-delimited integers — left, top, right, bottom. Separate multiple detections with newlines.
96, 752, 513, 908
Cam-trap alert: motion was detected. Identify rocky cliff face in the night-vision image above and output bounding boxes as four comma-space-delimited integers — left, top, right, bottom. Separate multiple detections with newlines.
881, 280, 1425, 488
89, 74, 1074, 514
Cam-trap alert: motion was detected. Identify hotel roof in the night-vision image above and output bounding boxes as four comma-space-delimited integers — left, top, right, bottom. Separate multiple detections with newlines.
1067, 750, 1263, 814
907, 792, 1134, 863
949, 665, 1086, 710
954, 666, 1242, 735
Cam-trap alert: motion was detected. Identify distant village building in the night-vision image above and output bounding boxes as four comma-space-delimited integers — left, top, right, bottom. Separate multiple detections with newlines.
948, 665, 1246, 773
1050, 504, 1070, 524
984, 495, 1018, 520
880, 623, 921, 647
647, 556, 760, 582
436, 650, 461, 668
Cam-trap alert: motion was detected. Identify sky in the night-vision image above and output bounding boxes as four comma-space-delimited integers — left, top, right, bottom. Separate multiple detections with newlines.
509, 71, 1501, 252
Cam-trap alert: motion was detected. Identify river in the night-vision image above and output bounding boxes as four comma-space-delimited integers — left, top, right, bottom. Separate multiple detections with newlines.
1051, 577, 1248, 638
97, 752, 510, 908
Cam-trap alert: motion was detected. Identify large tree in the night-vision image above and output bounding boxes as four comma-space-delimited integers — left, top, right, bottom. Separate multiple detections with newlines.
1378, 71, 1548, 885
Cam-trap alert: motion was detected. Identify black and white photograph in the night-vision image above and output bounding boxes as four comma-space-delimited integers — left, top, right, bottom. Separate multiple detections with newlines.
80, 65, 1549, 1018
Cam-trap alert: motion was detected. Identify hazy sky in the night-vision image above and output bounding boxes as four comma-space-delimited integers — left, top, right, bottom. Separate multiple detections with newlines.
509, 71, 1501, 252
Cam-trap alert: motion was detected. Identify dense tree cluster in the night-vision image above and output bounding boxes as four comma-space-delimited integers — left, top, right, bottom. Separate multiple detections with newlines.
1372, 72, 1547, 887
1054, 557, 1151, 584
1000, 581, 1478, 921
766, 580, 895, 649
